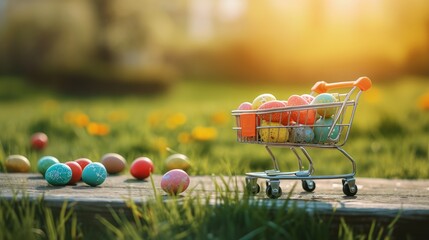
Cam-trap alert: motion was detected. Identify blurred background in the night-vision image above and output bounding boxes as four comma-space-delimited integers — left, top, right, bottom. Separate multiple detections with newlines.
0, 0, 428, 92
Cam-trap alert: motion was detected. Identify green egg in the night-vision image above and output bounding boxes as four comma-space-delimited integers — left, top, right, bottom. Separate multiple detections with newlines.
37, 156, 60, 176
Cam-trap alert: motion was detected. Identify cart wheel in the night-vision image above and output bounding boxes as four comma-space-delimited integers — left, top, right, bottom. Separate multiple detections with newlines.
245, 177, 260, 195
266, 185, 282, 199
302, 180, 316, 192
343, 182, 358, 196
246, 183, 261, 195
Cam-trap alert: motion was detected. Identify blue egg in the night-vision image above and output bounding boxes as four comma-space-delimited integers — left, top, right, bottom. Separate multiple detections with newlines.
313, 118, 340, 143
291, 125, 314, 143
37, 156, 60, 176
45, 163, 72, 186
82, 162, 107, 187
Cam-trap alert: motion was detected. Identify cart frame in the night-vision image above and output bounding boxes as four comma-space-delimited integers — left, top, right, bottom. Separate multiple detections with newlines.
231, 77, 372, 198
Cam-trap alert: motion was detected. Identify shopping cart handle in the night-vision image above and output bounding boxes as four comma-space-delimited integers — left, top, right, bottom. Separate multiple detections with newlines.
311, 76, 372, 94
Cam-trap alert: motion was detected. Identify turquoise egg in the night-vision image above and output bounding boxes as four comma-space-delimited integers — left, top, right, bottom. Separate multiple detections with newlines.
82, 162, 107, 187
37, 156, 60, 176
313, 118, 340, 143
45, 163, 72, 186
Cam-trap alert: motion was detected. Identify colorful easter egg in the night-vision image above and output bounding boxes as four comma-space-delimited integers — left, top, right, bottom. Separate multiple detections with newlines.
258, 100, 288, 124
165, 153, 191, 171
258, 120, 289, 143
37, 156, 60, 176
287, 95, 316, 125
311, 93, 338, 117
31, 132, 48, 150
313, 117, 340, 143
161, 169, 190, 195
45, 163, 72, 186
252, 93, 276, 109
101, 153, 126, 174
290, 125, 314, 143
5, 155, 31, 173
74, 158, 92, 171
65, 161, 82, 185
130, 157, 154, 180
82, 162, 107, 187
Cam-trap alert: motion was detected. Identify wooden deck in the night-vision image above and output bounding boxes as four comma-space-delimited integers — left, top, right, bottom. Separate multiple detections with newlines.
1, 173, 429, 239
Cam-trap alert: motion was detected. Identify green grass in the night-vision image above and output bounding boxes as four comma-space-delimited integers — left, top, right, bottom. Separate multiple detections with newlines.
0, 76, 427, 239
0, 76, 428, 178
1, 177, 398, 240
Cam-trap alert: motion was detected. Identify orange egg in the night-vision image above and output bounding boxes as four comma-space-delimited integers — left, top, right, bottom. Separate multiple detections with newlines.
287, 95, 316, 125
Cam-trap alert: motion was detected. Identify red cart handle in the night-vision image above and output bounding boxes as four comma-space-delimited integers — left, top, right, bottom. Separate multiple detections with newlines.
311, 76, 372, 94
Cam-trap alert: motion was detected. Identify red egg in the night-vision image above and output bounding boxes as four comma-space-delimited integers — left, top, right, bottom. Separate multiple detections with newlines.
65, 161, 83, 185
74, 158, 92, 171
31, 132, 48, 150
130, 157, 154, 180
161, 169, 190, 195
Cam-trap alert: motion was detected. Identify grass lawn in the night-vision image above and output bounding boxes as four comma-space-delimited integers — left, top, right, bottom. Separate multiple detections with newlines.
0, 76, 428, 239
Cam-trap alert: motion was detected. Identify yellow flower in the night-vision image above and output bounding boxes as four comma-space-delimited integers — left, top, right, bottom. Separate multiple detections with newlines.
418, 92, 429, 111
211, 111, 229, 125
177, 132, 191, 144
148, 111, 163, 127
166, 113, 187, 129
191, 126, 218, 141
64, 111, 90, 127
87, 122, 110, 136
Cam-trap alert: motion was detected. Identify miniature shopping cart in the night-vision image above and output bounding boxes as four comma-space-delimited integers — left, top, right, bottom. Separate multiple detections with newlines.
232, 77, 372, 198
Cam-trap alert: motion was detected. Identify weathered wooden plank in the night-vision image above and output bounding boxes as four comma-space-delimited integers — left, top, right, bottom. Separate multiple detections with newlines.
1, 173, 429, 239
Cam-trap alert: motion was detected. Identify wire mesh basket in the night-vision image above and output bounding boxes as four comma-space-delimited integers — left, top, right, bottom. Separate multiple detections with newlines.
232, 77, 372, 198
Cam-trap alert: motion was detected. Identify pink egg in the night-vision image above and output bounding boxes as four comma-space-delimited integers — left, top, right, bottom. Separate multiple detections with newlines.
237, 102, 252, 110
161, 169, 190, 195
257, 100, 288, 123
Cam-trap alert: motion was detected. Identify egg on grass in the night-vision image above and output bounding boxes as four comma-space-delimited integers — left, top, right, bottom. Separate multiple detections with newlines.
30, 132, 48, 150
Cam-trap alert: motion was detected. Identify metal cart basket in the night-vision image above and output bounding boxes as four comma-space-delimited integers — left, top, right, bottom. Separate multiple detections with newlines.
232, 77, 372, 198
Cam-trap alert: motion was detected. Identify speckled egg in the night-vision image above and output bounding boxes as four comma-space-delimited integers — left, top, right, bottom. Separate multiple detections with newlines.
45, 163, 72, 186
161, 169, 190, 195
101, 153, 126, 174
5, 155, 31, 173
37, 156, 60, 176
311, 93, 338, 117
290, 125, 314, 143
82, 162, 107, 187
